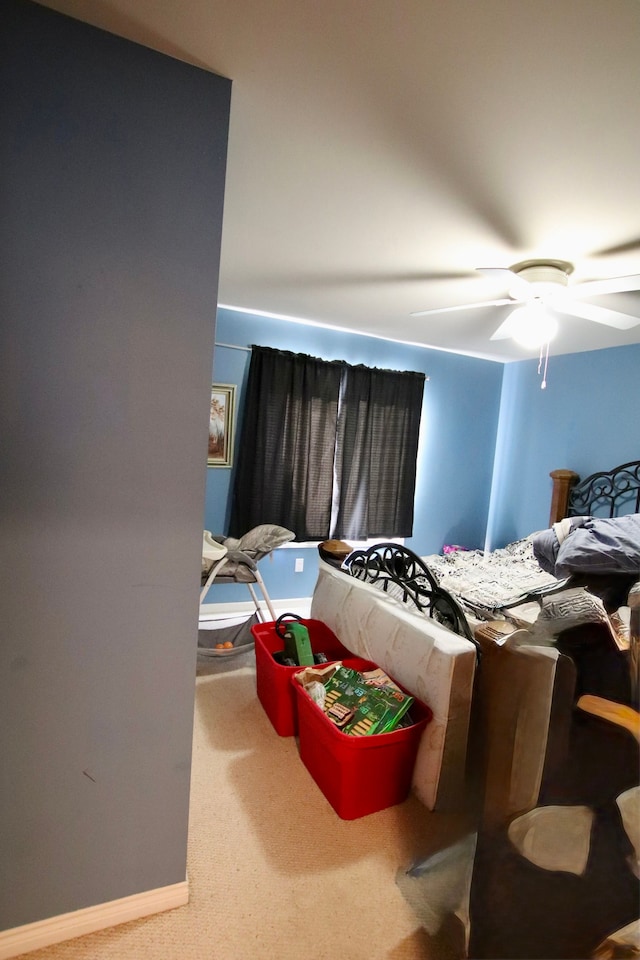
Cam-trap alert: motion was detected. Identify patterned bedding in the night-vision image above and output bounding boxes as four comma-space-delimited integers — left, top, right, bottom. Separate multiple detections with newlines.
424, 537, 560, 616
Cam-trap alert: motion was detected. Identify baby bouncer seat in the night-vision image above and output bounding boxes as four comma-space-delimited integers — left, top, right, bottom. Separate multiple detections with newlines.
199, 524, 295, 657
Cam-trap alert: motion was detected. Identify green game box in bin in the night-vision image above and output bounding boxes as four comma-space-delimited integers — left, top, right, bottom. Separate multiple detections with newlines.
321, 664, 415, 735
292, 659, 432, 819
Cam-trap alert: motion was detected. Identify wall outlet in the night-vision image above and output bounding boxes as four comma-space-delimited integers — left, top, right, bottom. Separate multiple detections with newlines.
294, 557, 304, 573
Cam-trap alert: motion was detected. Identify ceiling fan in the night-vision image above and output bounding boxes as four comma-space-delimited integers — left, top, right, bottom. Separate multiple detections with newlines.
411, 259, 640, 347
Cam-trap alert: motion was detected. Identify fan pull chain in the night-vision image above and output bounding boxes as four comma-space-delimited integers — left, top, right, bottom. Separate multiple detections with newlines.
537, 342, 550, 389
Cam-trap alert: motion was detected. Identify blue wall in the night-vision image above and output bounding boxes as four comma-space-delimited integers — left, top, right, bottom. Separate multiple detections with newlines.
204, 308, 504, 601
487, 343, 640, 548
205, 314, 640, 603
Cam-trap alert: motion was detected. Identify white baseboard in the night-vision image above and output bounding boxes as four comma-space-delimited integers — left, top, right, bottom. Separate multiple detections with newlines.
199, 598, 312, 619
0, 879, 189, 960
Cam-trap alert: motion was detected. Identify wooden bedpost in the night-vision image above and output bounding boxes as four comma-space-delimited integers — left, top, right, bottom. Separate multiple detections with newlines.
549, 469, 580, 525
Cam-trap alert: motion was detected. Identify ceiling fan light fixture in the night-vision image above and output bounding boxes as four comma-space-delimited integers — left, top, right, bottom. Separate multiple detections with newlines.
506, 261, 572, 301
508, 302, 558, 349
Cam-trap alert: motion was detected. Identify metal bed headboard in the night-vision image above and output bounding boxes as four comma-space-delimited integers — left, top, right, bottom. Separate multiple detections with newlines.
550, 459, 640, 524
342, 541, 480, 657
568, 460, 640, 518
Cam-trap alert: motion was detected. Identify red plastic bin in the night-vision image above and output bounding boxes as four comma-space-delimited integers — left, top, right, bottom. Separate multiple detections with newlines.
251, 618, 351, 736
292, 660, 432, 819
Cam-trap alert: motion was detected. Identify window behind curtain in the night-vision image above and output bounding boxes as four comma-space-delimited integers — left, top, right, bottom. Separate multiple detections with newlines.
229, 345, 425, 540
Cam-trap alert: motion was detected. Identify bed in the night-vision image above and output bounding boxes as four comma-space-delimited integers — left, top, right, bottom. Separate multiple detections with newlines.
344, 458, 640, 629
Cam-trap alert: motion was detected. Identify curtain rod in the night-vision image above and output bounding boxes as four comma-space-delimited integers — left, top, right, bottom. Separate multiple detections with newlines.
214, 342, 429, 379
214, 342, 252, 352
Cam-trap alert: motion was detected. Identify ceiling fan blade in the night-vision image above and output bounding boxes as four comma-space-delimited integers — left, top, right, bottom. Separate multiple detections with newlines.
553, 300, 640, 330
570, 273, 640, 298
592, 238, 640, 258
265, 269, 477, 288
476, 267, 532, 299
411, 298, 514, 318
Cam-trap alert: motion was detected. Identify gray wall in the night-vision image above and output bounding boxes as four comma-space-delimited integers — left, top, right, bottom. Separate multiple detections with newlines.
0, 0, 231, 929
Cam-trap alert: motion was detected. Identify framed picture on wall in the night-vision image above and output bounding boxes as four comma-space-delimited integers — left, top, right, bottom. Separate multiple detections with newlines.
207, 383, 236, 467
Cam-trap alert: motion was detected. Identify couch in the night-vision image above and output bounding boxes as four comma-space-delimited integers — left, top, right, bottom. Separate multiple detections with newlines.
310, 558, 477, 811
310, 557, 583, 822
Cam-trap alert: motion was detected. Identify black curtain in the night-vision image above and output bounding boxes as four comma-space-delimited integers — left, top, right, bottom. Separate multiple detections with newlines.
333, 365, 425, 539
230, 345, 425, 541
229, 346, 342, 538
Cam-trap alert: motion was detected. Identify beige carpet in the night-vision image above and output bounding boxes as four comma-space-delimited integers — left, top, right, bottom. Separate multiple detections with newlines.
20, 650, 474, 960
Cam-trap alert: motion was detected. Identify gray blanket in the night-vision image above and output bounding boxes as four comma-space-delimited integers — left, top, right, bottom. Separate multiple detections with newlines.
533, 514, 640, 578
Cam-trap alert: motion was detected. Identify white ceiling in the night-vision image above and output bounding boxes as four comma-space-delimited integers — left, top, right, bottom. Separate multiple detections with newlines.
38, 0, 640, 361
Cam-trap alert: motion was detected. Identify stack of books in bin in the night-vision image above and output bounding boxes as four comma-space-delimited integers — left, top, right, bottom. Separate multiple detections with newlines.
303, 664, 415, 736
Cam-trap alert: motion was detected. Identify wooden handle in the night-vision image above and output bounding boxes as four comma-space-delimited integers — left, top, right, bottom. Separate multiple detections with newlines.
577, 694, 640, 742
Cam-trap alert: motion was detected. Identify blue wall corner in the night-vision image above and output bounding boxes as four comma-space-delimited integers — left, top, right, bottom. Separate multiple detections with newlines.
486, 342, 640, 548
